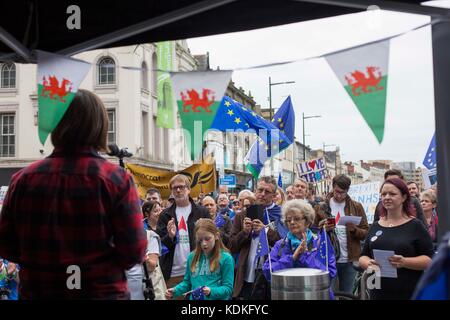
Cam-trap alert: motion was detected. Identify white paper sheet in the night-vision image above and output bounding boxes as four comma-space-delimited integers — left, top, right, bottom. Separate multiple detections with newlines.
337, 215, 362, 226
373, 249, 398, 278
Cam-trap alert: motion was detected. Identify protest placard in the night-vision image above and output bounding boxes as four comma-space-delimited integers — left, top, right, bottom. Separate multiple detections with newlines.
348, 181, 380, 224
297, 157, 327, 183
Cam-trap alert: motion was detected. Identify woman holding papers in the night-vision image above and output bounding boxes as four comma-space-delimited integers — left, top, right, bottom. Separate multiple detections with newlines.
262, 200, 337, 286
359, 178, 433, 300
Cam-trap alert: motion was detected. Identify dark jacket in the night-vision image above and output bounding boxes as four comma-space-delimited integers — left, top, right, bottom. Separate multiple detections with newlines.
156, 198, 210, 280
373, 196, 426, 226
229, 207, 281, 298
314, 193, 369, 262
216, 213, 233, 248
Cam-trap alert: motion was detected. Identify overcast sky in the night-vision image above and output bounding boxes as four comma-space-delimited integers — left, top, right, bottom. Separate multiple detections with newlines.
187, 9, 435, 167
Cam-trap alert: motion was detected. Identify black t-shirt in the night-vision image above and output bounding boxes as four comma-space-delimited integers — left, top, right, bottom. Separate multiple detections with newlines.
361, 219, 434, 300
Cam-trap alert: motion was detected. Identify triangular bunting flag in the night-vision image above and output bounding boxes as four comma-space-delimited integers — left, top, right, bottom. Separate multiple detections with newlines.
326, 40, 390, 143
37, 51, 91, 145
170, 70, 232, 160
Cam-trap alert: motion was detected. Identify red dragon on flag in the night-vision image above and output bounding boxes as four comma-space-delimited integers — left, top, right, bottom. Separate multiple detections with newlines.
344, 66, 384, 96
180, 88, 215, 113
41, 75, 73, 102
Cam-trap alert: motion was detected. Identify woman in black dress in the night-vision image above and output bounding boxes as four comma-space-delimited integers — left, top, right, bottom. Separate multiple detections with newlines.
359, 178, 433, 300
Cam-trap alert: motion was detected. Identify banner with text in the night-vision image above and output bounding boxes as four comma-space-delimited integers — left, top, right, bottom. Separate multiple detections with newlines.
348, 181, 380, 224
125, 155, 216, 200
297, 158, 327, 183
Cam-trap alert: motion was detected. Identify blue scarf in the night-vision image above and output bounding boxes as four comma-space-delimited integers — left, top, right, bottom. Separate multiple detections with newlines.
287, 229, 313, 251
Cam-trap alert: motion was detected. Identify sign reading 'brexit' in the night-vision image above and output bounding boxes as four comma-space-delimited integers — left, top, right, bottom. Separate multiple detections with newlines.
297, 158, 327, 183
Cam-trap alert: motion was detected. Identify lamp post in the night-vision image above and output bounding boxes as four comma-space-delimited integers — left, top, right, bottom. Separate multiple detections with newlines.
269, 77, 295, 120
323, 143, 337, 189
268, 77, 295, 176
302, 113, 321, 160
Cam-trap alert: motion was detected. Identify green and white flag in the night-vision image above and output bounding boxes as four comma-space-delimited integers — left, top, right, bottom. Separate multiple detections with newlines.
156, 41, 175, 129
37, 51, 91, 145
326, 40, 390, 143
170, 70, 232, 160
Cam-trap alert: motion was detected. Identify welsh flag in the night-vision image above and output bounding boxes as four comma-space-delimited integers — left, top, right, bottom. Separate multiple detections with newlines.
326, 40, 390, 143
170, 70, 232, 160
37, 51, 91, 145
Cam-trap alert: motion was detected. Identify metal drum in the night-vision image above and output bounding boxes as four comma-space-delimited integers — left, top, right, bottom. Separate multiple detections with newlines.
271, 268, 330, 300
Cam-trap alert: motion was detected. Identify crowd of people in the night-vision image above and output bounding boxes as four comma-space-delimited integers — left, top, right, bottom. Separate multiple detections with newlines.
0, 89, 441, 300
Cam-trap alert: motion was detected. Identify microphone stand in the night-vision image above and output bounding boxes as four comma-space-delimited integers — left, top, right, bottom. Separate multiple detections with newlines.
114, 149, 154, 300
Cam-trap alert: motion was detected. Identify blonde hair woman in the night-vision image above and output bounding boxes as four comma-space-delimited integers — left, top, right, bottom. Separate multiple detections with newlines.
165, 219, 234, 300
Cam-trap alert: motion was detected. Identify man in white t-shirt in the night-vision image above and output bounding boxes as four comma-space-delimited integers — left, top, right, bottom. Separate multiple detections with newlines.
315, 174, 369, 294
156, 174, 210, 291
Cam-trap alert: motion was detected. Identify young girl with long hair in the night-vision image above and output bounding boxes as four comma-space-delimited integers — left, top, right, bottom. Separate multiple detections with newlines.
165, 219, 234, 300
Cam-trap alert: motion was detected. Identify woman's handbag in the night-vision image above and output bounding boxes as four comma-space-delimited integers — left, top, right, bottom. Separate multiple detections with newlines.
149, 263, 167, 300
146, 230, 168, 300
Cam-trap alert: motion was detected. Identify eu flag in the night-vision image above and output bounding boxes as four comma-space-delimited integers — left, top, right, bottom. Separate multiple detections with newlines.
317, 227, 335, 271
254, 227, 270, 264
191, 286, 206, 300
161, 243, 170, 256
245, 96, 295, 178
210, 96, 288, 147
278, 172, 283, 188
214, 213, 226, 229
423, 133, 436, 170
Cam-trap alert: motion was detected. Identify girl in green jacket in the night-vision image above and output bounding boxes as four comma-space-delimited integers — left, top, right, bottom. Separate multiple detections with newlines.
165, 218, 234, 300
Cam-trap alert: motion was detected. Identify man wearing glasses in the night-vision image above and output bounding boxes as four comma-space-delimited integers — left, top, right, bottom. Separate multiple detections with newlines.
315, 174, 368, 295
230, 176, 289, 300
156, 174, 210, 290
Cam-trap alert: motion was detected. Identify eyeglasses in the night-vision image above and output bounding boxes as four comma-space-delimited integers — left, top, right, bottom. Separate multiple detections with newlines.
171, 185, 187, 191
232, 200, 240, 205
333, 189, 347, 196
285, 216, 306, 223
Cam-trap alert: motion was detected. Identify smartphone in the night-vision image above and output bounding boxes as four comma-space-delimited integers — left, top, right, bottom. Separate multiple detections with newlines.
246, 205, 264, 221
327, 217, 336, 226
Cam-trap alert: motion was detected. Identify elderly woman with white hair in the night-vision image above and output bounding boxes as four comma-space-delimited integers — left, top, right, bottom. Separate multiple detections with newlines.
262, 200, 337, 283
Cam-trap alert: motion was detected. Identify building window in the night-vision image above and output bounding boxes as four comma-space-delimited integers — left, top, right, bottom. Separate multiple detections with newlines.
98, 57, 116, 85
0, 114, 15, 157
141, 61, 148, 90
1, 63, 16, 88
107, 110, 116, 144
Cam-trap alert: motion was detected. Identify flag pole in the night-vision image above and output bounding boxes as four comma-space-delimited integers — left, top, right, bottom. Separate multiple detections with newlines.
324, 225, 329, 273
264, 225, 273, 279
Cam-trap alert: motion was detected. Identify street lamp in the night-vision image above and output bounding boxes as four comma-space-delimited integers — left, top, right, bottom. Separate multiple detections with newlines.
323, 143, 337, 176
269, 77, 295, 120
302, 113, 321, 160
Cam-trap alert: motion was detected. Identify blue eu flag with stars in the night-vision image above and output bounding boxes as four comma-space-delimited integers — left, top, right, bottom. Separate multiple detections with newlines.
317, 227, 335, 271
254, 228, 269, 264
214, 213, 226, 229
210, 96, 288, 147
245, 96, 295, 178
191, 286, 206, 300
423, 133, 436, 170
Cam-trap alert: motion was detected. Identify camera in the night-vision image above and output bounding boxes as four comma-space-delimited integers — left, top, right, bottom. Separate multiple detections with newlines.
107, 143, 133, 158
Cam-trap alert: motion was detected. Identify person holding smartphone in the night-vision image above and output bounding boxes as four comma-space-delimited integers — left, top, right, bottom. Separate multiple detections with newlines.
229, 176, 288, 300
314, 174, 369, 294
